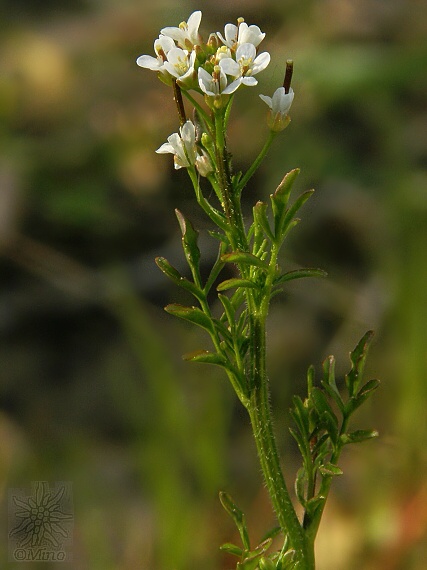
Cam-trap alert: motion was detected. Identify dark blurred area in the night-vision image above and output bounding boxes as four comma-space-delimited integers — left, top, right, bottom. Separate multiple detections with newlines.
0, 0, 426, 568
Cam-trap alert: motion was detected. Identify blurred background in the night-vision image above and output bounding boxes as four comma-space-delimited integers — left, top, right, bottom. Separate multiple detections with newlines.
0, 0, 426, 568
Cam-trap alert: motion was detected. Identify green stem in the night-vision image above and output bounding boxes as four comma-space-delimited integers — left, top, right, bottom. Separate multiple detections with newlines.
213, 110, 247, 252
182, 90, 213, 132
237, 130, 277, 194
246, 315, 310, 566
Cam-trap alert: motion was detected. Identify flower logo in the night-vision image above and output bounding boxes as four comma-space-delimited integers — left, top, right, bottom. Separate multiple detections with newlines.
9, 482, 73, 552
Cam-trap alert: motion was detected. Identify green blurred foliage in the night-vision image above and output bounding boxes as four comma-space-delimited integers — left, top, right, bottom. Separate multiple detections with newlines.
0, 0, 426, 568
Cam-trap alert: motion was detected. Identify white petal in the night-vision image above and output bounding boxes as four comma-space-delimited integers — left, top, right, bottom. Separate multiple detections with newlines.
180, 121, 196, 145
259, 94, 273, 109
238, 24, 265, 47
272, 87, 294, 114
156, 142, 175, 154
136, 55, 162, 70
252, 52, 270, 74
161, 26, 185, 44
236, 43, 256, 62
198, 68, 214, 94
166, 47, 188, 65
155, 35, 175, 54
222, 77, 242, 94
217, 23, 237, 47
241, 76, 258, 87
219, 58, 240, 77
187, 10, 202, 40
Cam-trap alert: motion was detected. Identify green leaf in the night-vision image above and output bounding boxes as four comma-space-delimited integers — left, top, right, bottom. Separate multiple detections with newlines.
253, 201, 274, 241
294, 467, 308, 507
204, 240, 227, 295
155, 257, 205, 301
238, 539, 272, 570
321, 355, 345, 414
319, 410, 339, 445
341, 429, 379, 444
289, 427, 310, 461
271, 168, 300, 215
304, 495, 325, 524
260, 526, 282, 543
310, 387, 334, 418
219, 543, 243, 557
164, 304, 215, 335
290, 395, 310, 438
175, 209, 201, 278
345, 378, 380, 415
280, 190, 314, 239
219, 491, 250, 551
273, 268, 327, 287
221, 251, 268, 271
217, 278, 260, 292
345, 330, 374, 397
278, 549, 297, 569
183, 349, 228, 367
270, 170, 301, 241
319, 463, 343, 477
356, 378, 381, 401
259, 557, 276, 570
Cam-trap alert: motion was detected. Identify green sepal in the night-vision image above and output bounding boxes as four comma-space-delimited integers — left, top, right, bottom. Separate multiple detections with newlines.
164, 304, 215, 335
175, 209, 201, 280
319, 463, 343, 477
217, 278, 260, 292
183, 349, 228, 367
341, 429, 379, 445
221, 251, 268, 271
155, 257, 205, 301
253, 201, 274, 241
219, 491, 250, 551
219, 543, 243, 557
273, 268, 327, 287
345, 330, 374, 397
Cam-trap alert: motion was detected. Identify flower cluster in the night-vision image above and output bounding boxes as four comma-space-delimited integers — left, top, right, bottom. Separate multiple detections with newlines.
137, 11, 270, 97
136, 11, 294, 174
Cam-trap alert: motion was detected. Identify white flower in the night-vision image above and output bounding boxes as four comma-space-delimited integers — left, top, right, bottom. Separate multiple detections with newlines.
219, 43, 270, 89
198, 66, 240, 96
259, 87, 295, 131
136, 35, 175, 73
196, 151, 213, 176
217, 20, 265, 49
161, 10, 202, 49
163, 47, 196, 84
156, 120, 198, 169
260, 87, 294, 115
